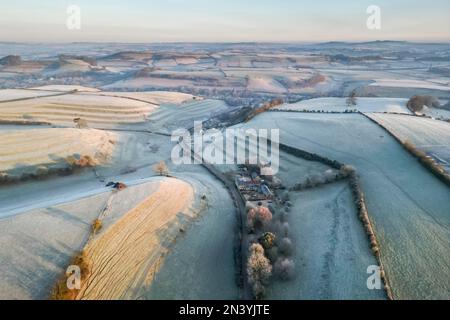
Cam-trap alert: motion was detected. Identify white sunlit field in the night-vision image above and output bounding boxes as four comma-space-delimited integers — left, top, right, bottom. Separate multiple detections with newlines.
276, 97, 412, 114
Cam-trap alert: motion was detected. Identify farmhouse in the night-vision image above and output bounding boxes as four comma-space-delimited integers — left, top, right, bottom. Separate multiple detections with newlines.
234, 167, 275, 203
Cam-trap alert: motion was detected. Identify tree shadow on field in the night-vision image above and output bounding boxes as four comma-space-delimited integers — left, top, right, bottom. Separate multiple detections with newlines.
43, 207, 90, 228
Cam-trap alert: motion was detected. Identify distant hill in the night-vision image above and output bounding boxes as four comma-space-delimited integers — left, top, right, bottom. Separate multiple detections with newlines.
101, 51, 153, 61
0, 55, 22, 66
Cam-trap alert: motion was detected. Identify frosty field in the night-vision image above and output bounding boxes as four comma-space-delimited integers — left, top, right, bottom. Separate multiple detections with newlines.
277, 97, 411, 114
366, 113, 450, 173
0, 41, 449, 301
234, 112, 450, 299
268, 182, 385, 300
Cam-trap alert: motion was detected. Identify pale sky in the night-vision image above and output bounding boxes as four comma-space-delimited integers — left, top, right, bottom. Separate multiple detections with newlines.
1, 0, 449, 43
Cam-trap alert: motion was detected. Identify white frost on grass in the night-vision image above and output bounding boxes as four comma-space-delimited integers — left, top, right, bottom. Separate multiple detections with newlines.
0, 89, 60, 101
366, 113, 450, 171
87, 91, 198, 105
277, 97, 411, 114
247, 75, 287, 93
370, 79, 450, 91
30, 85, 101, 92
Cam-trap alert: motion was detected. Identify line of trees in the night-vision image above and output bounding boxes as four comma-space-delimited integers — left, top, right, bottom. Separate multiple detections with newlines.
290, 165, 355, 191
246, 203, 295, 299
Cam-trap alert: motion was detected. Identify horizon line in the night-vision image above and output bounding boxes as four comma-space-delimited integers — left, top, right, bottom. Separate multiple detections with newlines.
1, 39, 450, 45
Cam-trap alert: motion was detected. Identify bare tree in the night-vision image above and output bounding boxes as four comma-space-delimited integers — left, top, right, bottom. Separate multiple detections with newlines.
153, 160, 169, 176
346, 91, 357, 107
74, 118, 88, 129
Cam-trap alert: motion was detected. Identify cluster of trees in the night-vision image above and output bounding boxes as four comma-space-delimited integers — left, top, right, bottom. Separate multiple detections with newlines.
245, 98, 284, 122
291, 165, 355, 191
406, 95, 440, 112
66, 155, 97, 168
246, 203, 295, 299
296, 74, 326, 88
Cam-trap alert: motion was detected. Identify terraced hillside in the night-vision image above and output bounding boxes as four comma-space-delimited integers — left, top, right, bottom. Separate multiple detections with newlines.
0, 93, 156, 128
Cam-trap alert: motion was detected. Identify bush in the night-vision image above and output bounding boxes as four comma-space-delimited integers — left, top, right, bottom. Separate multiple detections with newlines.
92, 219, 102, 234
153, 160, 169, 176
66, 155, 97, 168
274, 258, 296, 280
51, 250, 90, 300
278, 237, 293, 257
259, 232, 276, 250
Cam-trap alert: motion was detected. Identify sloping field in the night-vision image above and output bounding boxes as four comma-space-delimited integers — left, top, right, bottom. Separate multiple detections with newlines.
0, 93, 156, 128
0, 89, 61, 102
366, 113, 450, 172
370, 79, 450, 91
268, 182, 385, 300
143, 171, 239, 300
234, 112, 450, 299
0, 180, 160, 299
102, 77, 194, 90
0, 128, 116, 173
147, 99, 229, 133
229, 140, 383, 299
31, 85, 101, 92
247, 75, 287, 93
277, 97, 411, 114
85, 91, 197, 105
76, 178, 194, 300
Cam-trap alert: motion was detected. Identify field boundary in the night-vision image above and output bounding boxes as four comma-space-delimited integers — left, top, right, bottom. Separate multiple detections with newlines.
278, 141, 394, 300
